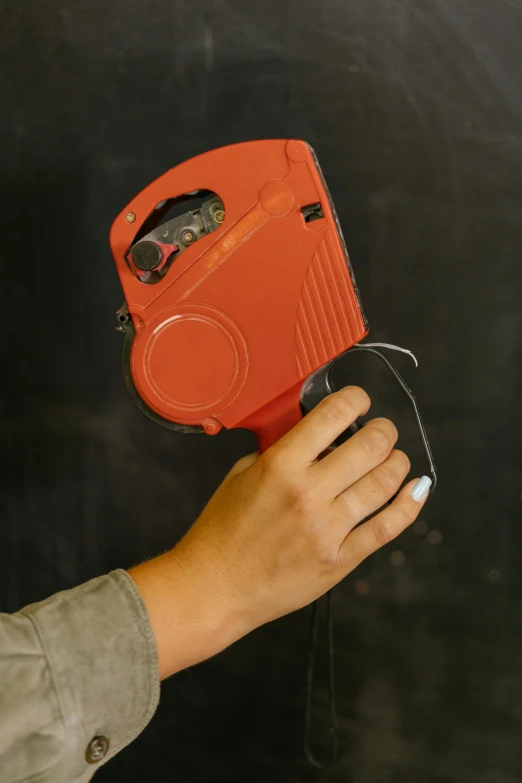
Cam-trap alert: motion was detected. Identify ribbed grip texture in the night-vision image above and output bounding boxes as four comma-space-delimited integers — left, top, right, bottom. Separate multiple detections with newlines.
296, 233, 363, 376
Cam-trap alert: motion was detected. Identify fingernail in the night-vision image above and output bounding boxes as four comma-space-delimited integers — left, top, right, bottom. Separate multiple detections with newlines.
411, 476, 432, 502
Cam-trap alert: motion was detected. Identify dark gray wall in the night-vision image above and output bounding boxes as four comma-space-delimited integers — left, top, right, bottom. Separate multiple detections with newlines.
1, 1, 522, 781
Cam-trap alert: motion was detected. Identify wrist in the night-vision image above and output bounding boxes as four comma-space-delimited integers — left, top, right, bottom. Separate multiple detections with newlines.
128, 544, 249, 680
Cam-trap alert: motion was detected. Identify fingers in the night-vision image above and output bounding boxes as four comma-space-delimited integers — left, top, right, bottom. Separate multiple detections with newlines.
329, 449, 410, 537
338, 477, 430, 569
313, 417, 398, 498
274, 386, 371, 464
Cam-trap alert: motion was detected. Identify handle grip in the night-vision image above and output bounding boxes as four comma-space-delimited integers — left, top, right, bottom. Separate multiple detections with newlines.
250, 385, 304, 453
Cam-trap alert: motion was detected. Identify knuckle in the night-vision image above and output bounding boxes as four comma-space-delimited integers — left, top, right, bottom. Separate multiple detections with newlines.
373, 464, 401, 494
261, 447, 288, 478
337, 494, 359, 527
288, 482, 317, 513
321, 386, 370, 424
373, 518, 394, 547
323, 551, 343, 573
342, 385, 371, 409
371, 451, 410, 494
392, 449, 411, 475
262, 450, 320, 513
322, 394, 356, 424
373, 417, 398, 443
396, 504, 416, 528
362, 423, 392, 457
373, 505, 415, 548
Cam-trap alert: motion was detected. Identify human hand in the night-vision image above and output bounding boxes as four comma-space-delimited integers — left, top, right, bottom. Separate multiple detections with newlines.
129, 386, 431, 679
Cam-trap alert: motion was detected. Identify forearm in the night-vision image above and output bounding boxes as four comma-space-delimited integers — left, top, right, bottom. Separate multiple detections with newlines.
128, 543, 249, 680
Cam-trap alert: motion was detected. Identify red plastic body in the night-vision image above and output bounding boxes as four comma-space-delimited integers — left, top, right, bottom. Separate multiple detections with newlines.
109, 140, 368, 451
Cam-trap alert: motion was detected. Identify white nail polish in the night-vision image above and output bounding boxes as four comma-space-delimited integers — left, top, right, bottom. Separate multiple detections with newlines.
411, 476, 432, 502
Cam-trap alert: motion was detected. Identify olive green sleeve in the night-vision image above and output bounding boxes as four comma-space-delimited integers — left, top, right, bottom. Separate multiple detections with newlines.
0, 570, 160, 783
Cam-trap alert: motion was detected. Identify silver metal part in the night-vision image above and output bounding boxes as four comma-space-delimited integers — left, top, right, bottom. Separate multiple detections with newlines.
300, 361, 335, 414
129, 194, 224, 284
141, 194, 223, 247
355, 341, 418, 367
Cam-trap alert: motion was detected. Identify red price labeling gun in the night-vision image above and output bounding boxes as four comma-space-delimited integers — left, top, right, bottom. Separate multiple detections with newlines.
110, 139, 436, 478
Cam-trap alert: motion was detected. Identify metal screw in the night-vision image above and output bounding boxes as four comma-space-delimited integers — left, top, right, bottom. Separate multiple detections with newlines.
126, 212, 136, 223
161, 230, 169, 238
182, 230, 196, 244
214, 209, 225, 224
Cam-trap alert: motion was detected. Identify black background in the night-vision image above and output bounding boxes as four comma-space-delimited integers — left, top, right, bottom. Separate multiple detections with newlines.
2, 1, 522, 781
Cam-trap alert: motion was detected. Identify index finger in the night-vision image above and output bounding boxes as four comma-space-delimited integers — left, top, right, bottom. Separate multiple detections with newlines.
274, 386, 371, 464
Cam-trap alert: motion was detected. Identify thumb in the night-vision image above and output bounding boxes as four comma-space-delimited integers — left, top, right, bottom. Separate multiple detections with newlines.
224, 452, 259, 482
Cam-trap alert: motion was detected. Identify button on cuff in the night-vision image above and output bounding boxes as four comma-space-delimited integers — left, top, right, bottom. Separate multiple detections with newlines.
85, 735, 110, 764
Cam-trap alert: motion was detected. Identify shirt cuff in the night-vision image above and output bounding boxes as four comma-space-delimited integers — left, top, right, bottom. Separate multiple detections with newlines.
21, 569, 160, 778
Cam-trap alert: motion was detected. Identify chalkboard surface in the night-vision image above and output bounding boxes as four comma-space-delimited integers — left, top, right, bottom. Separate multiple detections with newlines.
1, 2, 522, 781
